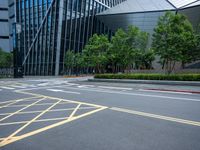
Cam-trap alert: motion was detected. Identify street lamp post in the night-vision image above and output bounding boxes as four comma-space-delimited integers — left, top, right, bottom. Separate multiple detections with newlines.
13, 23, 23, 78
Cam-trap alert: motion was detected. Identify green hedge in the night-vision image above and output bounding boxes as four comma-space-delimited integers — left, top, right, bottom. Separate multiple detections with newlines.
0, 74, 13, 79
94, 74, 200, 81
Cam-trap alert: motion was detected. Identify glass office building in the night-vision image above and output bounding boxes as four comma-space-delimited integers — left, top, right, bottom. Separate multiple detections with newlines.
14, 0, 200, 76
15, 0, 126, 75
98, 0, 200, 42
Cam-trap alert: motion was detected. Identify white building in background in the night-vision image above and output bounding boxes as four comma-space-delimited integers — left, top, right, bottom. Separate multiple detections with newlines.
0, 0, 10, 52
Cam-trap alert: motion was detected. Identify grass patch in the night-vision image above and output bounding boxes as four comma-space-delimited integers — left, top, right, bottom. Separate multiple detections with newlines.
94, 74, 200, 81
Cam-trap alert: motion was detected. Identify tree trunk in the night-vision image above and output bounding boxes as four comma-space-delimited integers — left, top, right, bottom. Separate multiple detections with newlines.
181, 62, 185, 69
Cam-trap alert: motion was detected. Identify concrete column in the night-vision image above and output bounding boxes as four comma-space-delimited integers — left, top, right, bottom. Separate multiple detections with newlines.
55, 0, 64, 76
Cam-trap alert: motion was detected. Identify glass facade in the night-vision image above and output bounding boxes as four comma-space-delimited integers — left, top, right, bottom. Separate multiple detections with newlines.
16, 0, 125, 75
168, 0, 199, 8
15, 0, 200, 76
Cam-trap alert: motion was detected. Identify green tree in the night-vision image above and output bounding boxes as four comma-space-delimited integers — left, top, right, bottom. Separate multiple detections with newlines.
135, 49, 155, 69
152, 11, 197, 74
108, 26, 152, 73
109, 28, 135, 72
74, 52, 86, 75
198, 33, 200, 53
64, 50, 76, 75
191, 30, 200, 62
0, 48, 13, 68
107, 28, 128, 73
127, 25, 149, 51
127, 26, 154, 70
82, 34, 110, 73
75, 53, 84, 68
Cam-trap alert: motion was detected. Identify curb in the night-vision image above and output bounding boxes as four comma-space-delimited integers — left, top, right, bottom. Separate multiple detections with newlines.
88, 79, 200, 86
145, 89, 200, 94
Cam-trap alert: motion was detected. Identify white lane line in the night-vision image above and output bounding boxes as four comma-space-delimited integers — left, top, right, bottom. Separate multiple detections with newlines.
0, 86, 15, 90
98, 86, 132, 90
60, 86, 200, 102
139, 89, 192, 95
14, 85, 63, 91
78, 85, 95, 88
28, 85, 37, 87
47, 89, 80, 94
65, 83, 80, 86
110, 107, 200, 127
46, 89, 63, 92
17, 84, 199, 102
13, 83, 78, 92
58, 90, 81, 95
9, 85, 22, 88
38, 83, 49, 86
9, 85, 26, 88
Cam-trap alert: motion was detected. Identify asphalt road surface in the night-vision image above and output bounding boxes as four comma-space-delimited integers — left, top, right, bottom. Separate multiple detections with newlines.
0, 77, 200, 150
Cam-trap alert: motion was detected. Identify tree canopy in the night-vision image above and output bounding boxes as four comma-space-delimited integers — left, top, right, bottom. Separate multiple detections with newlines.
64, 26, 154, 74
63, 12, 199, 75
152, 11, 199, 74
108, 26, 153, 72
0, 48, 13, 68
82, 34, 110, 73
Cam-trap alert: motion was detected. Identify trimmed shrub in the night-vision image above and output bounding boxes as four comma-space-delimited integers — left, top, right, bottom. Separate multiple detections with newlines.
94, 74, 200, 81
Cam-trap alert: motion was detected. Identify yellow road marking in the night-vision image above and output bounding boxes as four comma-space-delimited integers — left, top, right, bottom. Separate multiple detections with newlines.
0, 89, 107, 147
15, 90, 50, 98
4, 101, 70, 108
1, 85, 199, 148
111, 107, 200, 127
1, 99, 62, 145
0, 101, 20, 109
0, 97, 46, 122
16, 90, 106, 108
0, 106, 96, 116
0, 117, 69, 126
0, 96, 38, 105
0, 136, 20, 141
0, 82, 27, 87
68, 104, 81, 120
0, 107, 106, 147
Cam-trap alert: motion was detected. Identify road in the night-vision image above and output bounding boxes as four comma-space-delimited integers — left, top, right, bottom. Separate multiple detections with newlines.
0, 77, 200, 150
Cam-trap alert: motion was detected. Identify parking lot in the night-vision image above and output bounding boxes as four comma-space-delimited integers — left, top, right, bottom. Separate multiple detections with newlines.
0, 77, 200, 150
